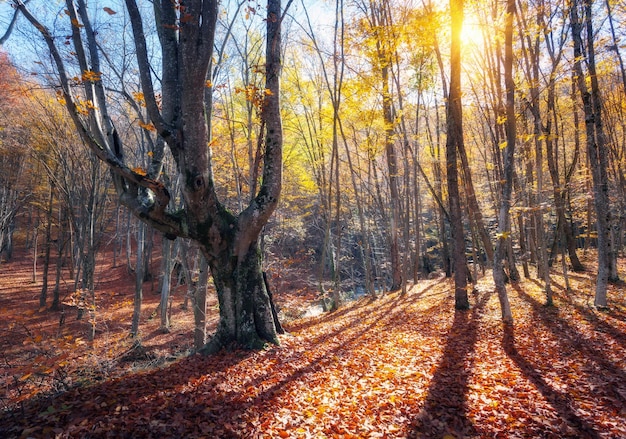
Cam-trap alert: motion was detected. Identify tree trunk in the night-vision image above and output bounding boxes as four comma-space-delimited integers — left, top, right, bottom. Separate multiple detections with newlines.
52, 207, 66, 311
493, 0, 515, 323
159, 237, 173, 332
368, 0, 402, 292
126, 210, 133, 273
131, 221, 145, 338
571, 0, 613, 307
200, 0, 284, 350
32, 224, 38, 283
203, 238, 279, 353
40, 183, 54, 308
447, 0, 469, 310
193, 253, 209, 351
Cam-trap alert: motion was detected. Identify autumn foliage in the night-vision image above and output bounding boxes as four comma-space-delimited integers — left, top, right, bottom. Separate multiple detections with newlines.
1, 249, 625, 438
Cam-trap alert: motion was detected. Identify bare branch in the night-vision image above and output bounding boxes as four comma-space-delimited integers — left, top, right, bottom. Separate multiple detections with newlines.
0, 1, 30, 46
124, 0, 171, 141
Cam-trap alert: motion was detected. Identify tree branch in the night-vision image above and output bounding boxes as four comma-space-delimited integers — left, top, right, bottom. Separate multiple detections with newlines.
0, 1, 30, 46
125, 0, 171, 142
13, 0, 187, 239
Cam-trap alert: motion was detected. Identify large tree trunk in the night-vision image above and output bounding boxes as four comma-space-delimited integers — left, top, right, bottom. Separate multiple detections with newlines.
199, 0, 284, 350
203, 238, 279, 353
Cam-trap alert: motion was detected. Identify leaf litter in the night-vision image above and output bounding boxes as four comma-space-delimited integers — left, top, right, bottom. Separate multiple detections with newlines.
1, 253, 625, 438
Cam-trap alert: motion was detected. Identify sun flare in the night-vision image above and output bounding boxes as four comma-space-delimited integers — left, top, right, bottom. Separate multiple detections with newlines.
460, 20, 485, 48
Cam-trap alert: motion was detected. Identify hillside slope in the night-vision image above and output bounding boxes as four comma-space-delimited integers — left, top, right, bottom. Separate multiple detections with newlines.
1, 255, 625, 438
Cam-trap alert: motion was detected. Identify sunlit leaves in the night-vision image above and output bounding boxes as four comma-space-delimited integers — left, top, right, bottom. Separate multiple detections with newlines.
55, 90, 67, 106
75, 98, 96, 116
1, 259, 626, 437
234, 84, 272, 108
495, 231, 510, 239
81, 70, 102, 83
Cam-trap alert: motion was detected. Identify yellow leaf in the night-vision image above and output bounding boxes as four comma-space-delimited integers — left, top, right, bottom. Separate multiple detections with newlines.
56, 91, 66, 106
132, 92, 146, 107
81, 70, 102, 82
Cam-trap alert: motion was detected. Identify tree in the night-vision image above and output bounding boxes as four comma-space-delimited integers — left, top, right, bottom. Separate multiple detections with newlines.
570, 0, 616, 307
492, 0, 515, 323
363, 0, 403, 292
13, 0, 287, 351
446, 0, 469, 310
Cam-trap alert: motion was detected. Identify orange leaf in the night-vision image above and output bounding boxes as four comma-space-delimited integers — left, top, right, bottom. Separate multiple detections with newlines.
138, 121, 156, 132
131, 166, 147, 176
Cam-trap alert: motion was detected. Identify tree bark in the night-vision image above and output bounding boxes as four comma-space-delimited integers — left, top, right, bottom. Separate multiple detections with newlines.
159, 237, 173, 332
193, 253, 209, 350
131, 221, 144, 338
203, 238, 280, 352
447, 0, 469, 310
39, 182, 54, 308
493, 0, 515, 323
570, 0, 614, 307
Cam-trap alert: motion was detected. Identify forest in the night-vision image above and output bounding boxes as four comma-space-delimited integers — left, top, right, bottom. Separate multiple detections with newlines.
0, 0, 625, 437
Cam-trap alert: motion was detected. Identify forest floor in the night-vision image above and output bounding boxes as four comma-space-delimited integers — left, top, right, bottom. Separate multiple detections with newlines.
1, 249, 625, 438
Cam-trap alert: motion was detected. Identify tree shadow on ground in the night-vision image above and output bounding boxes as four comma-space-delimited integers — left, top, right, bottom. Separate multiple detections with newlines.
548, 278, 626, 350
515, 283, 626, 392
507, 283, 626, 438
501, 323, 600, 439
0, 347, 253, 438
237, 282, 447, 407
0, 280, 445, 438
409, 288, 491, 438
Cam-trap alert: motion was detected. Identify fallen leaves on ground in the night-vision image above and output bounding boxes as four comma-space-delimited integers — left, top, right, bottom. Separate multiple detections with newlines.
1, 254, 625, 438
